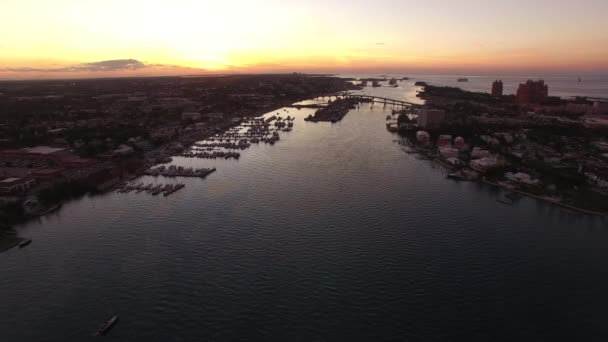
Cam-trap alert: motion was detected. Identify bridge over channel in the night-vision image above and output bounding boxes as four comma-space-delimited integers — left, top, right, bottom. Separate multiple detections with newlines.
313, 93, 421, 108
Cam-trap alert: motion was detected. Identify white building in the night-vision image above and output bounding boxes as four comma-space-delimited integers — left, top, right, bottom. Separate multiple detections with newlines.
417, 109, 446, 128
439, 146, 459, 158
470, 157, 503, 173
437, 135, 452, 146
471, 147, 492, 159
112, 144, 134, 156
505, 172, 539, 185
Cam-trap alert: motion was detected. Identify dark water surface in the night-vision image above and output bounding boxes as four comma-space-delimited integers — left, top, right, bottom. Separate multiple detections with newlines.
2, 86, 608, 341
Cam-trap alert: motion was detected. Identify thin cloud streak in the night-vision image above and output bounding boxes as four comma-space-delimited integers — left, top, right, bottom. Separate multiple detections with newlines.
0, 59, 191, 73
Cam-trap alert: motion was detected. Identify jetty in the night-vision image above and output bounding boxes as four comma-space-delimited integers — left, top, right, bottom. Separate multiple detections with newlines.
144, 165, 216, 178
116, 182, 186, 197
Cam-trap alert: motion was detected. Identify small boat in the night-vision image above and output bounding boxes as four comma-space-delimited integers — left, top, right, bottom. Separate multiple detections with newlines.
457, 77, 469, 82
18, 239, 32, 248
447, 172, 465, 180
95, 315, 119, 336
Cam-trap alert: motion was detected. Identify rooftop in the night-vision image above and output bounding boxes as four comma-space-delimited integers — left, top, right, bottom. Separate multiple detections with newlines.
21, 146, 67, 155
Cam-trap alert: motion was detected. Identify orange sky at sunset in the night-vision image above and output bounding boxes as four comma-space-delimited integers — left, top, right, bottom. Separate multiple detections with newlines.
1, 0, 607, 79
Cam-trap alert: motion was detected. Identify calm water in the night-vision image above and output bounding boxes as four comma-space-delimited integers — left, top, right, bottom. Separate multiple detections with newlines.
342, 73, 608, 99
2, 83, 608, 341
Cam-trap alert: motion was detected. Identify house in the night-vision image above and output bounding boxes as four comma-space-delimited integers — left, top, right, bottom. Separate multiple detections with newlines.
470, 157, 503, 173
505, 172, 540, 185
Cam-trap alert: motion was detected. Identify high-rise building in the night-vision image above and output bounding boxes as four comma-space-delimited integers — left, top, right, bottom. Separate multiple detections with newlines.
516, 80, 549, 105
491, 80, 503, 97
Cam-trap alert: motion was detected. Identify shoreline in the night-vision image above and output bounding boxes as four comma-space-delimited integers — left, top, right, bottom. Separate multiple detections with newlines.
1, 90, 354, 240
482, 179, 607, 217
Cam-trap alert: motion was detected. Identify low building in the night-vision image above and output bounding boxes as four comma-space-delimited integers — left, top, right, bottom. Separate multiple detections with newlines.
30, 168, 64, 179
566, 103, 591, 115
417, 109, 446, 128
181, 112, 202, 122
505, 172, 540, 185
439, 146, 459, 158
437, 135, 452, 146
471, 147, 492, 159
470, 157, 503, 173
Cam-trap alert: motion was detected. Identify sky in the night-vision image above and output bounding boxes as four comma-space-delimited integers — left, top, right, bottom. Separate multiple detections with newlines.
1, 0, 607, 79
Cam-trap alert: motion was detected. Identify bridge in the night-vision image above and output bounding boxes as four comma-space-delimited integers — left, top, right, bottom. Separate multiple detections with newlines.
314, 93, 420, 108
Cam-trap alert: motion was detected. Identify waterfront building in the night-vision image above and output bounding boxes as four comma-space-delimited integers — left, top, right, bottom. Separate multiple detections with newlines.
470, 157, 503, 173
491, 80, 503, 97
505, 172, 540, 185
516, 80, 549, 105
437, 135, 452, 146
417, 109, 446, 128
471, 147, 492, 159
112, 144, 134, 156
439, 146, 459, 158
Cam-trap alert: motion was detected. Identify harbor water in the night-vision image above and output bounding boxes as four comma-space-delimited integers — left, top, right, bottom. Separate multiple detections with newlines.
1, 81, 608, 341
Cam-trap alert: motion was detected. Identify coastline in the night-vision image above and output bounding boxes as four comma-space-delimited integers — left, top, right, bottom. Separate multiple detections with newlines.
482, 179, 608, 217
0, 88, 359, 248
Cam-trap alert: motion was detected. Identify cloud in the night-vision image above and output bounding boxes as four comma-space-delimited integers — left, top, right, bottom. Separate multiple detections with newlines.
1, 59, 168, 73
376, 42, 385, 46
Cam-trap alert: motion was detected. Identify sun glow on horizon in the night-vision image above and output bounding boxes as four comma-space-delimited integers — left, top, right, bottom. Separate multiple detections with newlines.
1, 0, 608, 79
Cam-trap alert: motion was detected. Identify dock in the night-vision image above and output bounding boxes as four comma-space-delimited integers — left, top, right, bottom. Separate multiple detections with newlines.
116, 182, 186, 197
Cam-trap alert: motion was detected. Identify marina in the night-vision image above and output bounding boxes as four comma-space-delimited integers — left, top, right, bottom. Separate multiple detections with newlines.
116, 182, 186, 197
143, 165, 216, 178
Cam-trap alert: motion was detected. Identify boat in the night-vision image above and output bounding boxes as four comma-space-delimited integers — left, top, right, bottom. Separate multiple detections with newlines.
18, 239, 32, 248
457, 78, 469, 82
95, 315, 119, 336
447, 172, 465, 180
